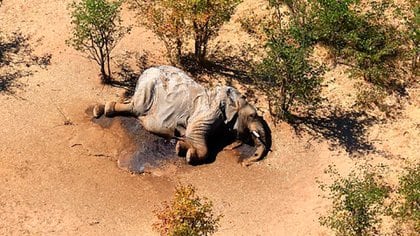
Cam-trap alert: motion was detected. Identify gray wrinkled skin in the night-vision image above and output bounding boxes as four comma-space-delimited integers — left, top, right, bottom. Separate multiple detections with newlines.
132, 66, 227, 141
94, 66, 270, 165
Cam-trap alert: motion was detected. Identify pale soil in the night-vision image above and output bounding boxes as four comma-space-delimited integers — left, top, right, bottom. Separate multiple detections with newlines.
0, 0, 419, 235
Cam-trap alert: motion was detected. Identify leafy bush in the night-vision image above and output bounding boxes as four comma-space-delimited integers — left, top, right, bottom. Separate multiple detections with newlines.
254, 1, 324, 121
240, 0, 410, 117
153, 184, 222, 236
396, 0, 419, 76
392, 163, 420, 234
318, 164, 390, 236
255, 38, 324, 121
304, 0, 403, 89
67, 0, 129, 83
129, 0, 241, 64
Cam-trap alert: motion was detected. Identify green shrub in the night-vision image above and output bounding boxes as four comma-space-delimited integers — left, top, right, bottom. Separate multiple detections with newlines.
255, 38, 324, 121
254, 1, 324, 121
240, 0, 409, 117
153, 184, 222, 236
396, 0, 419, 76
308, 0, 403, 90
392, 163, 420, 234
67, 0, 129, 83
319, 164, 390, 236
130, 0, 241, 64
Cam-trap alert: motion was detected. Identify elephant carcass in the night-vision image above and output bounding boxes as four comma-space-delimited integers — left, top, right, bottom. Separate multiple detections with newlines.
93, 65, 271, 164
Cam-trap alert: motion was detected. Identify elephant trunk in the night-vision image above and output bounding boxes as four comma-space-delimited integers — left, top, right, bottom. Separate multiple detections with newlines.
243, 120, 271, 165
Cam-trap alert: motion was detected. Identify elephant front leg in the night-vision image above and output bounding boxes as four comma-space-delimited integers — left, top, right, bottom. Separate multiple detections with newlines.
185, 142, 208, 165
175, 138, 207, 164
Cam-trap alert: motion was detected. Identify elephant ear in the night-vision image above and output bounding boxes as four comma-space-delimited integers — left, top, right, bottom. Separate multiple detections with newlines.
224, 87, 243, 124
225, 99, 239, 123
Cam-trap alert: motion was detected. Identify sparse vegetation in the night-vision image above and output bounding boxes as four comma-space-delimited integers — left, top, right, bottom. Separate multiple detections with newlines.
318, 164, 390, 236
308, 0, 406, 94
354, 83, 391, 116
391, 163, 420, 234
395, 0, 419, 76
320, 162, 420, 236
129, 0, 241, 64
67, 0, 129, 83
153, 184, 222, 236
239, 0, 413, 120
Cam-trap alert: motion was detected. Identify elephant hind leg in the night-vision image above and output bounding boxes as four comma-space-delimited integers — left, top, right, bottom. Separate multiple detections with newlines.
93, 101, 134, 118
93, 104, 105, 118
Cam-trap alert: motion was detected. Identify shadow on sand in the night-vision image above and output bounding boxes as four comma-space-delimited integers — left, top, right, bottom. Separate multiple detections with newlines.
0, 31, 51, 94
289, 107, 379, 156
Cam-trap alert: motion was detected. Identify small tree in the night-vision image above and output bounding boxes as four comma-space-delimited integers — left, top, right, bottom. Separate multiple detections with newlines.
67, 0, 129, 83
254, 1, 324, 121
153, 184, 222, 236
241, 0, 409, 117
130, 0, 188, 64
256, 37, 324, 120
188, 0, 241, 62
318, 164, 390, 236
130, 0, 241, 64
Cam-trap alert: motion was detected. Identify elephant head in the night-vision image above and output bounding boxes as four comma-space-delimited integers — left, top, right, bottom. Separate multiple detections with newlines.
223, 87, 272, 164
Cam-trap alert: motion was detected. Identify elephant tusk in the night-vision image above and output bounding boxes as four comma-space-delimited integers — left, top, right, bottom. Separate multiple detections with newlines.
252, 130, 260, 138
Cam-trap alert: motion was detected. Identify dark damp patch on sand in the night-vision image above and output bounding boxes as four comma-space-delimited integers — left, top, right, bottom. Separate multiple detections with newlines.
117, 117, 183, 173
88, 106, 183, 173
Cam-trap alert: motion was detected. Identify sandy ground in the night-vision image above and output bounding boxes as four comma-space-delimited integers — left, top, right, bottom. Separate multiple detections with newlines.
1, 0, 419, 235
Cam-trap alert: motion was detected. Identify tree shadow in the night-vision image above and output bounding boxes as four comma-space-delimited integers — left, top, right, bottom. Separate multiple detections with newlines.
0, 31, 51, 94
112, 51, 150, 98
289, 107, 379, 156
180, 53, 254, 85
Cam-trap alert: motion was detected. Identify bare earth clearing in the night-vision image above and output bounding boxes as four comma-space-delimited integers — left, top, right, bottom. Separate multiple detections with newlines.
0, 0, 419, 235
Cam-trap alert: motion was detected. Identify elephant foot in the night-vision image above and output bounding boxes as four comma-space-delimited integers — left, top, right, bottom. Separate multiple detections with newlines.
93, 104, 105, 118
186, 148, 196, 165
93, 102, 116, 118
104, 101, 116, 116
185, 144, 208, 165
176, 141, 187, 157
185, 148, 193, 165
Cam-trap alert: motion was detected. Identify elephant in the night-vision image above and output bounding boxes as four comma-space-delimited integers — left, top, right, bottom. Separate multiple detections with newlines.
93, 65, 271, 165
